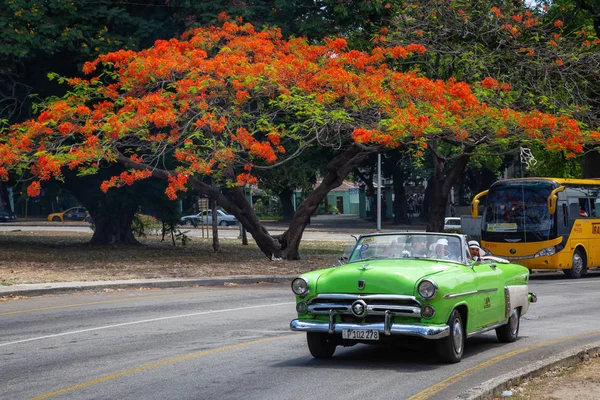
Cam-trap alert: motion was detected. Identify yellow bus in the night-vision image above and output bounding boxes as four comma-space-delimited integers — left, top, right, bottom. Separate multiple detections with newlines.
472, 178, 600, 278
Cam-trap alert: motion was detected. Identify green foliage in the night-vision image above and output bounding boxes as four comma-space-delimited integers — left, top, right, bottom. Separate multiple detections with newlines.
525, 145, 583, 178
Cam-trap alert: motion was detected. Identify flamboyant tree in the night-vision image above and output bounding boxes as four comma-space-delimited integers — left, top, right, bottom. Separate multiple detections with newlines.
0, 16, 592, 259
382, 0, 600, 231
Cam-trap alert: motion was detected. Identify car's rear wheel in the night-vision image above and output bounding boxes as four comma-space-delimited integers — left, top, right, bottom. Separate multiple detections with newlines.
52, 216, 61, 222
437, 309, 464, 363
306, 332, 336, 359
496, 308, 520, 343
563, 248, 586, 279
219, 220, 228, 226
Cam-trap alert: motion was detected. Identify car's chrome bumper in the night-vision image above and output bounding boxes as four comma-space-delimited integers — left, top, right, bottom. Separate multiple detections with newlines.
528, 292, 537, 303
290, 319, 449, 339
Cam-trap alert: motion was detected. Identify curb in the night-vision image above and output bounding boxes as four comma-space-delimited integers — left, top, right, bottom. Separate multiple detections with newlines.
457, 341, 600, 399
0, 276, 295, 298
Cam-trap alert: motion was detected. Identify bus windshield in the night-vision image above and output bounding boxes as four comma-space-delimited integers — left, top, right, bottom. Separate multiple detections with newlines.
482, 181, 556, 242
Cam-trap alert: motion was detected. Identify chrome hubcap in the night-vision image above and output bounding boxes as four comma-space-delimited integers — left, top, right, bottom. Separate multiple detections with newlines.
452, 318, 463, 354
573, 253, 583, 274
509, 309, 519, 335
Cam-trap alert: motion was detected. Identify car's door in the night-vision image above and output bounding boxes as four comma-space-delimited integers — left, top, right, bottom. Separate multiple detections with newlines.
74, 208, 86, 221
472, 262, 505, 328
63, 208, 76, 221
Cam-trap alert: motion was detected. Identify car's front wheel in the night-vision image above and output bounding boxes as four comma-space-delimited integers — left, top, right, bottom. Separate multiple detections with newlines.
219, 220, 228, 226
496, 308, 520, 343
437, 309, 464, 363
306, 332, 336, 359
52, 216, 61, 222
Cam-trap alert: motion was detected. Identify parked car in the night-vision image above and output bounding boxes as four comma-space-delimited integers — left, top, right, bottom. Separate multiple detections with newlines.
181, 210, 238, 226
290, 232, 536, 363
0, 208, 16, 222
48, 207, 91, 222
444, 217, 462, 232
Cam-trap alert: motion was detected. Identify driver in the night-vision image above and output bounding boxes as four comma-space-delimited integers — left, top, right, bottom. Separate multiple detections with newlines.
468, 240, 486, 260
410, 237, 429, 257
384, 237, 407, 258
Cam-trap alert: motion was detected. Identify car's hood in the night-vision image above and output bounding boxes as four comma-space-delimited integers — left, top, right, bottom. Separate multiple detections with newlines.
315, 259, 457, 295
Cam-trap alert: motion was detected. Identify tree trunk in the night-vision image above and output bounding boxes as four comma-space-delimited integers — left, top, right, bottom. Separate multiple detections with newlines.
426, 147, 472, 232
583, 151, 600, 178
61, 167, 141, 245
89, 206, 139, 245
277, 145, 375, 259
392, 165, 409, 224
116, 155, 282, 258
279, 188, 295, 222
211, 192, 219, 252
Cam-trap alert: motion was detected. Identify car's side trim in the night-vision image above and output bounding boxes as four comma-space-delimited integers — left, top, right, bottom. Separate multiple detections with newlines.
443, 287, 497, 299
466, 321, 507, 338
477, 288, 499, 294
290, 319, 449, 339
443, 290, 477, 299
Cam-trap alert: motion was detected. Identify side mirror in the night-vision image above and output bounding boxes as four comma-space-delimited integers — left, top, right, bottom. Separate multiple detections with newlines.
338, 256, 349, 265
471, 190, 489, 218
547, 186, 565, 215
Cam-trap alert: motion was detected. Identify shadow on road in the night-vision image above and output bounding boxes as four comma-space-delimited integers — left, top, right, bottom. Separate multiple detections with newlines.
276, 333, 508, 371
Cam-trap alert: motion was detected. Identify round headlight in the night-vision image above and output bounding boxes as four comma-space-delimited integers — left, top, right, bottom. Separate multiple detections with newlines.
421, 305, 436, 319
296, 301, 308, 314
418, 280, 437, 299
291, 278, 309, 296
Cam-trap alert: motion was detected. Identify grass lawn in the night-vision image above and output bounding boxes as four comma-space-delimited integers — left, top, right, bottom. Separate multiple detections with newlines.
0, 231, 347, 285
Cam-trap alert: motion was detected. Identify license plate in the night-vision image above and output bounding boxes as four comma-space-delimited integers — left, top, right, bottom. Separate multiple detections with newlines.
342, 329, 379, 340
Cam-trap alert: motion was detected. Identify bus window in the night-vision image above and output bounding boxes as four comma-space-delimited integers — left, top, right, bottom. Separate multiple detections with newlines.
591, 199, 600, 217
559, 203, 568, 227
579, 198, 590, 217
568, 201, 580, 220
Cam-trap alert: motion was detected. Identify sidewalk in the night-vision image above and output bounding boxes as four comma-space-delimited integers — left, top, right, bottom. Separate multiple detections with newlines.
3, 214, 427, 234
0, 276, 295, 298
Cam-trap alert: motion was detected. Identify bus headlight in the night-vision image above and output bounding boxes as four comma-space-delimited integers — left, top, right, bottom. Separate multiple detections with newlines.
534, 246, 556, 258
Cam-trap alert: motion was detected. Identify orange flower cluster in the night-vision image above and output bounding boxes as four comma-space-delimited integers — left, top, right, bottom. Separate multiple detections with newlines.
27, 181, 41, 197
236, 173, 258, 185
165, 173, 188, 200
480, 77, 512, 92
1, 17, 592, 199
100, 170, 153, 193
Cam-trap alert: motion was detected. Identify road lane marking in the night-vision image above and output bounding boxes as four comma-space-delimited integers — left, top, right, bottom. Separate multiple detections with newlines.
0, 302, 294, 348
408, 330, 600, 400
29, 333, 301, 400
0, 287, 281, 317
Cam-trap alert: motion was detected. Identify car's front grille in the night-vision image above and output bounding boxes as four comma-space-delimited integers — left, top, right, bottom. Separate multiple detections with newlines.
307, 294, 422, 318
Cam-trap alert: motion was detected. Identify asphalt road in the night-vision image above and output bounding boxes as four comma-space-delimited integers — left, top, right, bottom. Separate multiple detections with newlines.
2, 273, 600, 400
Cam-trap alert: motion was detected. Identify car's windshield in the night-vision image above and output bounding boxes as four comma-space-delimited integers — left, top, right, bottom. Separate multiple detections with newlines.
348, 234, 465, 264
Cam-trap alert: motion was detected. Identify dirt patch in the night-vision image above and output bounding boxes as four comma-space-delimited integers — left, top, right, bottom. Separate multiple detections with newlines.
495, 353, 600, 400
0, 231, 346, 285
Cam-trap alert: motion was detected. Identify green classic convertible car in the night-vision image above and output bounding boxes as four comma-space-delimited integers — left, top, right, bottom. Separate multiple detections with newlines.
290, 233, 537, 363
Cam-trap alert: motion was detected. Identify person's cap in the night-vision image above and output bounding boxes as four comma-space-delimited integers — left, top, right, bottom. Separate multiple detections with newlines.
468, 240, 481, 249
436, 238, 449, 246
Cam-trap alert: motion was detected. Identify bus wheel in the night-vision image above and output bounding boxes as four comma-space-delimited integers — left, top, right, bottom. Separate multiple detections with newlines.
564, 249, 586, 279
